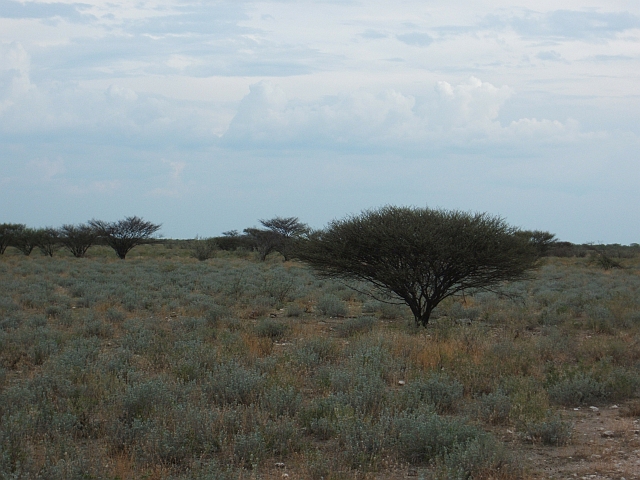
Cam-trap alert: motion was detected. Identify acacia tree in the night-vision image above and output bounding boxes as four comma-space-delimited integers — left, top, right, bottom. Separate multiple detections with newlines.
90, 216, 161, 259
243, 227, 281, 261
0, 223, 25, 254
259, 216, 308, 261
59, 223, 98, 258
296, 206, 544, 327
11, 226, 38, 256
35, 227, 61, 257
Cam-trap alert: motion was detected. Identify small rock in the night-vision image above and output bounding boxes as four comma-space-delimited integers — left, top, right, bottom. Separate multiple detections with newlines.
601, 430, 616, 438
275, 462, 285, 468
610, 404, 619, 409
398, 380, 406, 386
590, 406, 600, 412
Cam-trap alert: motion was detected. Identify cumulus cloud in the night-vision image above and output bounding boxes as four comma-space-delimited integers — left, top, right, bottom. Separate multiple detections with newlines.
223, 77, 577, 152
0, 42, 33, 113
483, 10, 640, 40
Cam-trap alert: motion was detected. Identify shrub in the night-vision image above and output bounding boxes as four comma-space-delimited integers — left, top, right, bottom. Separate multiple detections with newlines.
523, 415, 572, 445
316, 294, 348, 317
233, 431, 267, 468
261, 385, 302, 418
263, 418, 303, 456
335, 316, 377, 337
400, 374, 465, 414
436, 434, 513, 480
121, 379, 174, 423
284, 303, 304, 317
337, 415, 391, 469
191, 237, 218, 261
254, 318, 289, 340
548, 373, 607, 406
203, 361, 265, 406
293, 337, 337, 368
394, 410, 484, 465
476, 389, 512, 425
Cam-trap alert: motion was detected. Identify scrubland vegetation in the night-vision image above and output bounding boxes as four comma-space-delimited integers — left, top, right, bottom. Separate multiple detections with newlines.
1, 242, 639, 479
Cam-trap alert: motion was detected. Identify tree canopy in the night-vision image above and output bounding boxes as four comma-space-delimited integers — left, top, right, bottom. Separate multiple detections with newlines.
296, 206, 545, 327
90, 216, 161, 259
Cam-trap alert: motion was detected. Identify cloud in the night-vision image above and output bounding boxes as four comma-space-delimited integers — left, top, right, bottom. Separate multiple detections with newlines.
396, 32, 433, 47
537, 50, 564, 62
360, 30, 387, 39
484, 10, 640, 40
0, 1, 93, 22
223, 77, 580, 153
0, 42, 33, 112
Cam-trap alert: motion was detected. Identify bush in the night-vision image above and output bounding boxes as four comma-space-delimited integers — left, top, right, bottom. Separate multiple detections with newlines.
233, 431, 267, 468
261, 385, 302, 418
394, 410, 485, 465
263, 418, 303, 456
337, 415, 392, 469
335, 316, 377, 337
548, 373, 607, 406
203, 361, 265, 406
523, 415, 572, 445
254, 318, 289, 340
316, 294, 348, 317
476, 389, 512, 425
293, 338, 337, 368
191, 237, 218, 261
284, 303, 304, 317
436, 434, 513, 480
400, 374, 465, 414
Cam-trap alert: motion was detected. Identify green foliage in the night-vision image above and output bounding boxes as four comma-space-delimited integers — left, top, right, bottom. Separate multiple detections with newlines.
90, 216, 161, 259
191, 236, 218, 261
58, 223, 97, 258
335, 316, 377, 337
475, 389, 512, 425
10, 226, 39, 256
203, 361, 265, 406
0, 249, 638, 478
0, 223, 26, 254
522, 415, 572, 445
297, 206, 541, 326
316, 294, 348, 317
399, 374, 465, 414
254, 318, 289, 340
394, 410, 485, 465
547, 372, 607, 406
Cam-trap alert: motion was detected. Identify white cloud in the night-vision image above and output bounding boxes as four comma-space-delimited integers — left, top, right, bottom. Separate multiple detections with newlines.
0, 42, 33, 112
223, 77, 581, 152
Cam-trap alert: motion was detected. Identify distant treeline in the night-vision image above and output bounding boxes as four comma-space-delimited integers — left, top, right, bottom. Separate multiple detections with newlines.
1, 217, 638, 261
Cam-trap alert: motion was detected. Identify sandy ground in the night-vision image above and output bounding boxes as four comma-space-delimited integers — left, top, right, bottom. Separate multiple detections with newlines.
517, 402, 640, 480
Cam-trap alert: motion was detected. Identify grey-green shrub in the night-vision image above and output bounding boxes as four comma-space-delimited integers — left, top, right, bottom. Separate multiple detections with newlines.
523, 415, 572, 445
335, 316, 377, 337
394, 410, 484, 465
233, 431, 267, 468
316, 294, 348, 317
400, 373, 464, 414
254, 318, 289, 340
203, 361, 265, 406
476, 389, 512, 425
548, 372, 606, 406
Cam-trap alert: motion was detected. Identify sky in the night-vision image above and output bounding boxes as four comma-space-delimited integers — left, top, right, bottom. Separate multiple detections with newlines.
1, 0, 639, 243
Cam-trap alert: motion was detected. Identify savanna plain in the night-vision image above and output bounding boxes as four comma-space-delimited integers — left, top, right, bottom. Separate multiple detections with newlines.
1, 244, 640, 479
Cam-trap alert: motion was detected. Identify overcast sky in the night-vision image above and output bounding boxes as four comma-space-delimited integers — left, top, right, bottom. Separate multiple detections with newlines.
1, 0, 639, 242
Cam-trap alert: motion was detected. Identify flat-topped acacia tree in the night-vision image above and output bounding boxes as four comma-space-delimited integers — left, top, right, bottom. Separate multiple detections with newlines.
296, 206, 549, 327
90, 216, 161, 259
